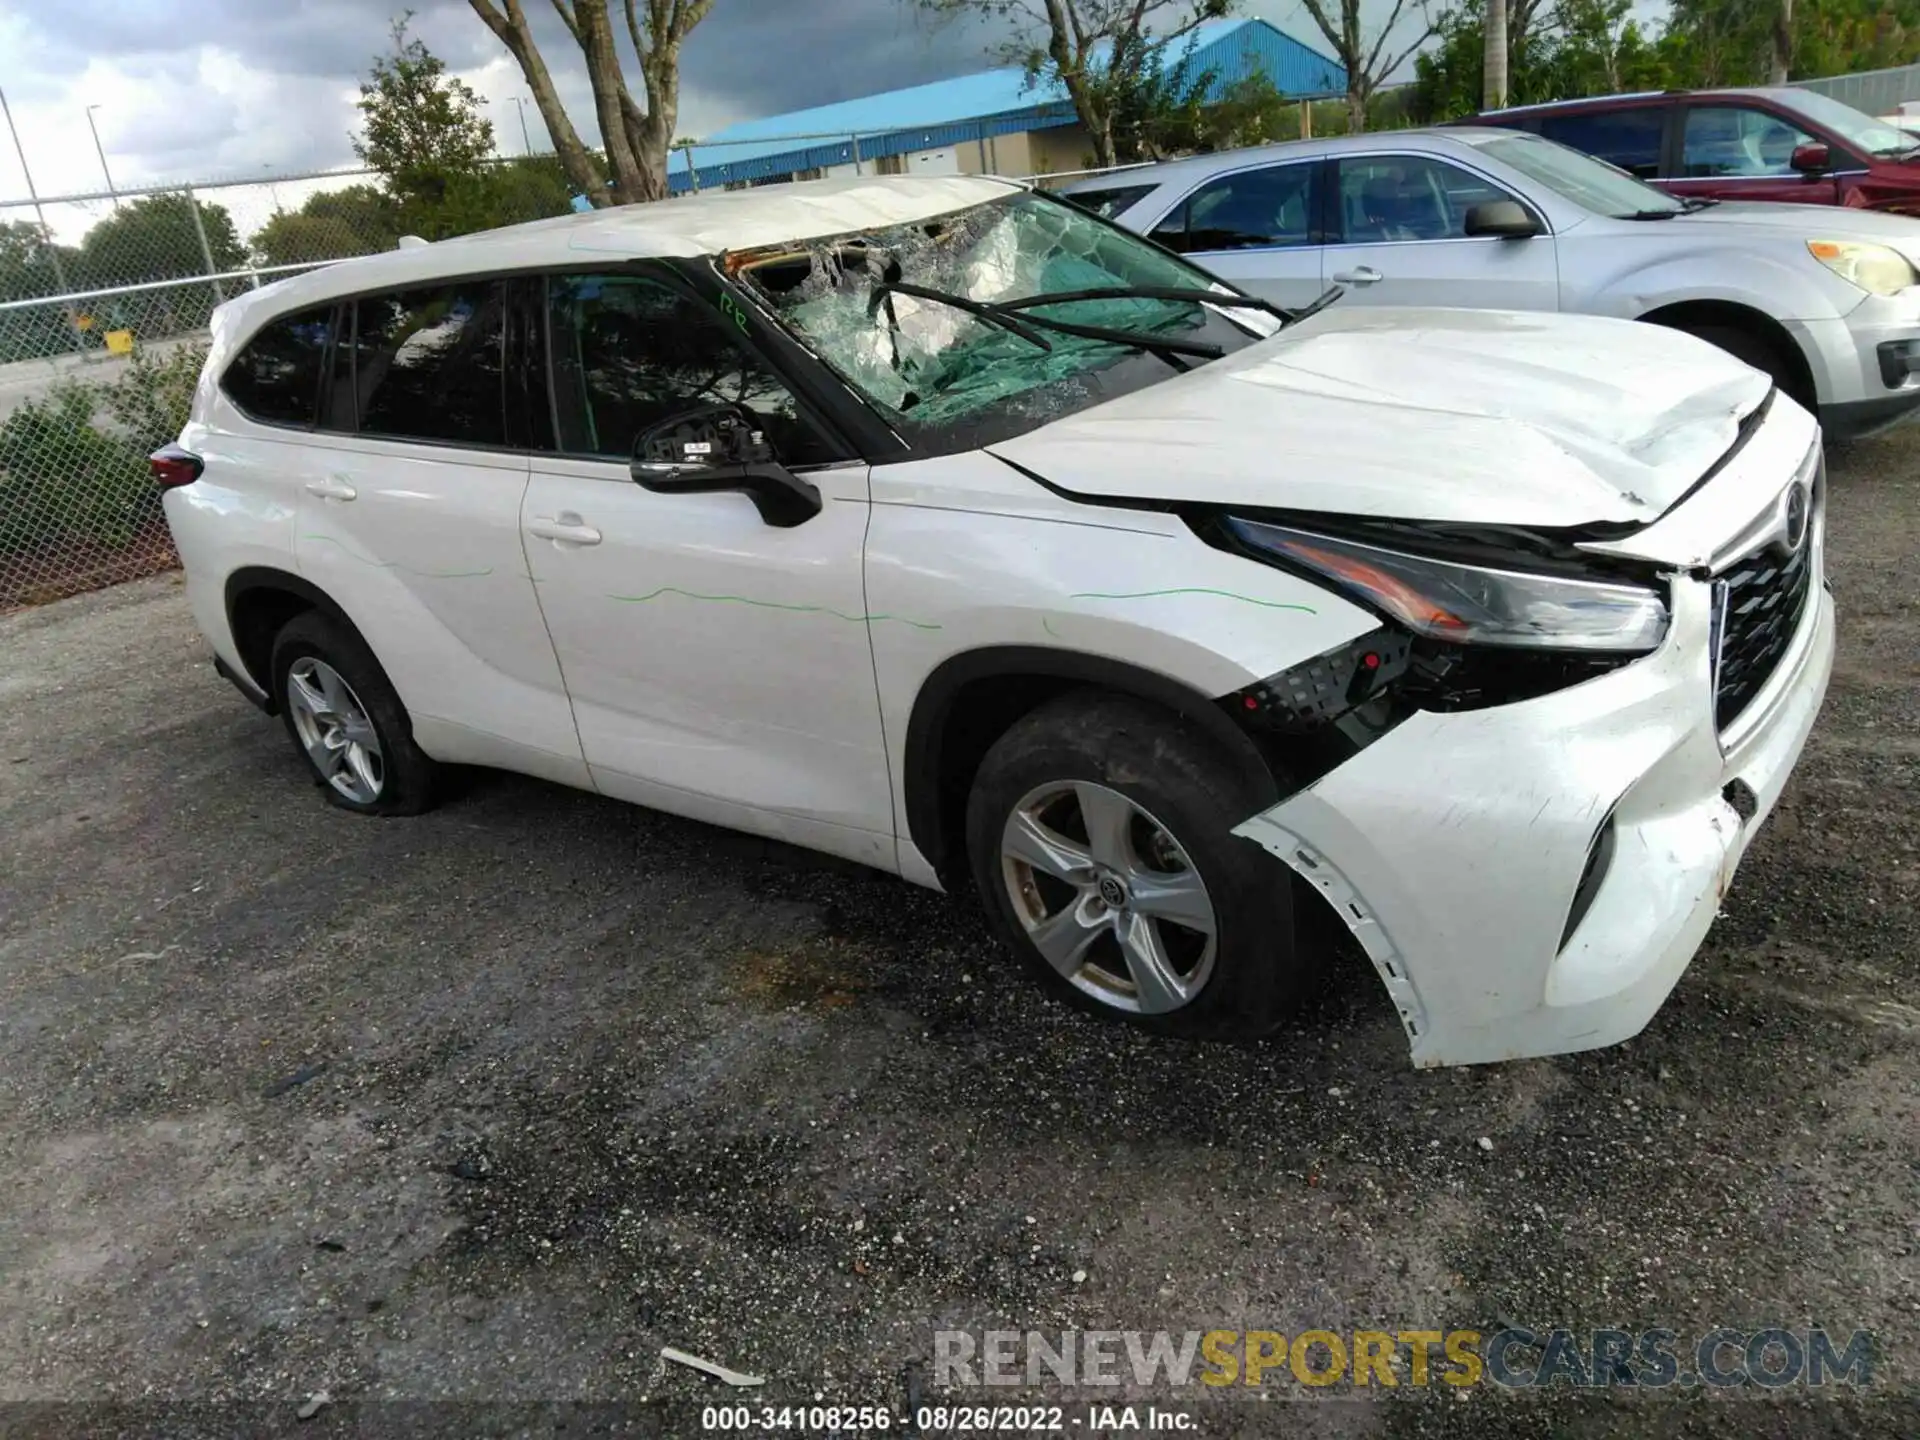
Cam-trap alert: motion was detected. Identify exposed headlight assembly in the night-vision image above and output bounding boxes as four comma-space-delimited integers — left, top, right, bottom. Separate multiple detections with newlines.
1807, 239, 1918, 296
1229, 519, 1669, 653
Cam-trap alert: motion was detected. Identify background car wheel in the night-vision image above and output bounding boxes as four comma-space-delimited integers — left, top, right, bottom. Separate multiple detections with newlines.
965, 691, 1308, 1038
1666, 321, 1816, 413
270, 611, 439, 816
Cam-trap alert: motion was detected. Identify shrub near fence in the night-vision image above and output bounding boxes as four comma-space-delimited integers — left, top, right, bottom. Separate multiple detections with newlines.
0, 342, 204, 607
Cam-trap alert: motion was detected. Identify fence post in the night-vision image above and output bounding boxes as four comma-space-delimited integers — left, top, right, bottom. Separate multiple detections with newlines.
184, 183, 226, 306
680, 139, 699, 192
851, 133, 863, 175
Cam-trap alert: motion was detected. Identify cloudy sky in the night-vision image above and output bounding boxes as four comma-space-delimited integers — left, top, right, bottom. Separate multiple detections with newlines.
0, 0, 1401, 208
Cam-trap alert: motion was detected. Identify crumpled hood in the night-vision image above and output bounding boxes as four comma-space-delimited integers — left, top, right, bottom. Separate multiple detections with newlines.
988, 306, 1773, 528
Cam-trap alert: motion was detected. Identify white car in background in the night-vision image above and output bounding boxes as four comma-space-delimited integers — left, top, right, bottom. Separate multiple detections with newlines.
157, 175, 1831, 1067
1066, 127, 1920, 440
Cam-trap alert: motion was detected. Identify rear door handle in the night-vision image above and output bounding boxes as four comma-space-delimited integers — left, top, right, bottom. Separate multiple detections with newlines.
305, 475, 357, 501
527, 513, 603, 547
1332, 266, 1383, 285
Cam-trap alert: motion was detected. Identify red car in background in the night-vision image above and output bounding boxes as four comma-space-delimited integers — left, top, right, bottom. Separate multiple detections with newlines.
1469, 87, 1920, 214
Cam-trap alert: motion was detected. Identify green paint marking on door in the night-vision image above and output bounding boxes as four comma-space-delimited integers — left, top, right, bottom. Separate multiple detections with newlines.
608, 586, 941, 630
1070, 587, 1318, 614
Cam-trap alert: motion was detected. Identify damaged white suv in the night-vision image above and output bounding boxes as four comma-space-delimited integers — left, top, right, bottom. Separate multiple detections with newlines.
156, 175, 1832, 1066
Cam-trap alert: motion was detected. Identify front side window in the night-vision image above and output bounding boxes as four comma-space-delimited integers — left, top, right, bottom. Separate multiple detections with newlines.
1457, 131, 1683, 218
737, 191, 1271, 451
1681, 106, 1817, 178
546, 274, 838, 466
1334, 156, 1517, 242
349, 283, 506, 446
1155, 163, 1319, 252
223, 305, 334, 426
1536, 106, 1666, 178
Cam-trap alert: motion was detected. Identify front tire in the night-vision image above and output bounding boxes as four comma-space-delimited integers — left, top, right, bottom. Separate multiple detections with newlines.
965, 692, 1306, 1038
270, 611, 439, 816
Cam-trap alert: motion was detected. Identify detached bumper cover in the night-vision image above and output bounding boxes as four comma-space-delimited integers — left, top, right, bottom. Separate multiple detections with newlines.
1235, 576, 1834, 1067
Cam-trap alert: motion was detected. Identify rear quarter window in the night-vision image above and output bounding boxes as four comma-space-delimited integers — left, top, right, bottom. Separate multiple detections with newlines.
221, 305, 334, 427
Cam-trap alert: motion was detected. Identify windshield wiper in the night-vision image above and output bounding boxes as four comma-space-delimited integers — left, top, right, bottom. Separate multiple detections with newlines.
867, 281, 1052, 352
1620, 207, 1682, 220
871, 280, 1224, 363
999, 285, 1291, 322
1679, 196, 1720, 211
1288, 284, 1345, 325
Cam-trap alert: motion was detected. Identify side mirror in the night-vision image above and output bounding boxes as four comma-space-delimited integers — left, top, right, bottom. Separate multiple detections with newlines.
630, 404, 822, 528
1464, 200, 1542, 239
1790, 142, 1832, 174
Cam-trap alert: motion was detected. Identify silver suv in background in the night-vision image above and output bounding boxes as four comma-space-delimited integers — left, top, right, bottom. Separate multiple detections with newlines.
1066, 127, 1920, 440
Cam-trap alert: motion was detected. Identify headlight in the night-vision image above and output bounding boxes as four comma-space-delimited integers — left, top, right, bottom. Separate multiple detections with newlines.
1807, 240, 1918, 296
1230, 520, 1669, 653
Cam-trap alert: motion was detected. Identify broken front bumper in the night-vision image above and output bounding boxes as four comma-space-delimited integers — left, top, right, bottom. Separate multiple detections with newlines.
1235, 570, 1835, 1068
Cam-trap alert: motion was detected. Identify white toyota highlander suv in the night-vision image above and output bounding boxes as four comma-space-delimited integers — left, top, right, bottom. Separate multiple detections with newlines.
154, 175, 1833, 1067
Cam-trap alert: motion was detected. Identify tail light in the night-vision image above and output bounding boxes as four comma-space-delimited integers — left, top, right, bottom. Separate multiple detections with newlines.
149, 444, 203, 490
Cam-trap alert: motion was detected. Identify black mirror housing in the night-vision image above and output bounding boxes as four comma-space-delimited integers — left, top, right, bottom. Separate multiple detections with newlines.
1464, 200, 1542, 239
630, 404, 823, 529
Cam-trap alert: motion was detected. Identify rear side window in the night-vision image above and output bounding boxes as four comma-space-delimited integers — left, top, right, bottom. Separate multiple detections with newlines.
347, 282, 506, 447
1155, 163, 1319, 253
1063, 183, 1158, 219
222, 306, 334, 426
1536, 106, 1666, 177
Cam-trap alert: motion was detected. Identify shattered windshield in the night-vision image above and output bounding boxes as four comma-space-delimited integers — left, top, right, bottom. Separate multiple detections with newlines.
731, 191, 1275, 451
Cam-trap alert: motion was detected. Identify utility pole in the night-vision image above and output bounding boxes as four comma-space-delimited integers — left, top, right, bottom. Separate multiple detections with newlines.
511, 96, 534, 156
86, 104, 119, 208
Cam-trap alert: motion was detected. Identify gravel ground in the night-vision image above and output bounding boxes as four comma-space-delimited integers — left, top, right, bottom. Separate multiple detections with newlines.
1, 429, 1915, 1438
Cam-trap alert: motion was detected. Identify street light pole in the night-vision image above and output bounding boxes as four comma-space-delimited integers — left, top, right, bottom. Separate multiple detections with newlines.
86, 104, 119, 208
0, 84, 80, 348
511, 97, 533, 157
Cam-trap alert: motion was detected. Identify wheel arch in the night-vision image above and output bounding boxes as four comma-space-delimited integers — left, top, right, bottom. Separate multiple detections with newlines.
223, 567, 364, 707
903, 646, 1280, 889
1636, 298, 1818, 409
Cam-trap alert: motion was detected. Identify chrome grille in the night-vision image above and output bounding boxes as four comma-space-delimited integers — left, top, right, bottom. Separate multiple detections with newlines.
1712, 465, 1821, 732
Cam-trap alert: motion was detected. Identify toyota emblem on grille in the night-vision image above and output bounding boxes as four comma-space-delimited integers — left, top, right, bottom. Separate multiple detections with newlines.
1782, 483, 1809, 552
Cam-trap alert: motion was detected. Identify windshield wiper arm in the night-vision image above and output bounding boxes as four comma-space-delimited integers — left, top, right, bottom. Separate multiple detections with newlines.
1288, 284, 1345, 325
999, 285, 1291, 321
1680, 196, 1720, 211
1620, 208, 1681, 220
868, 281, 1052, 352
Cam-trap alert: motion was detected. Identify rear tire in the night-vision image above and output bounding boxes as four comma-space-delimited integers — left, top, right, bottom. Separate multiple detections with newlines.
270, 611, 439, 816
965, 691, 1308, 1038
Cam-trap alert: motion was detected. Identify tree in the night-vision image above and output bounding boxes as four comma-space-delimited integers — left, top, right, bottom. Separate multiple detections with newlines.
355, 14, 496, 213
76, 193, 246, 289
0, 220, 79, 302
253, 185, 402, 267
908, 0, 1231, 170
1413, 0, 1670, 120
1296, 0, 1442, 132
466, 0, 718, 206
1485, 0, 1508, 108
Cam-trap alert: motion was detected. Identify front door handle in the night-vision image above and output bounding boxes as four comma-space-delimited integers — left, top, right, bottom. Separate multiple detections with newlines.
1332, 266, 1383, 286
527, 513, 603, 547
305, 475, 357, 501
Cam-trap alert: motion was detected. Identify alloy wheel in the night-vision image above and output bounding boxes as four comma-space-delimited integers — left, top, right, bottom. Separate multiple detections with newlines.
999, 780, 1218, 1014
285, 656, 385, 805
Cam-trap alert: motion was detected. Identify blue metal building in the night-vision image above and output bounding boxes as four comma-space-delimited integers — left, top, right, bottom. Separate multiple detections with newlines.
665, 18, 1346, 194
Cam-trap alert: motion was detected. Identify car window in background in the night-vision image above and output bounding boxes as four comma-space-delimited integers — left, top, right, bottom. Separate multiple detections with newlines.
1155, 163, 1319, 253
222, 305, 334, 426
1535, 106, 1666, 178
350, 283, 506, 446
1681, 106, 1818, 178
1464, 132, 1685, 216
1772, 88, 1920, 157
546, 274, 837, 466
1334, 156, 1515, 242
1063, 183, 1158, 219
